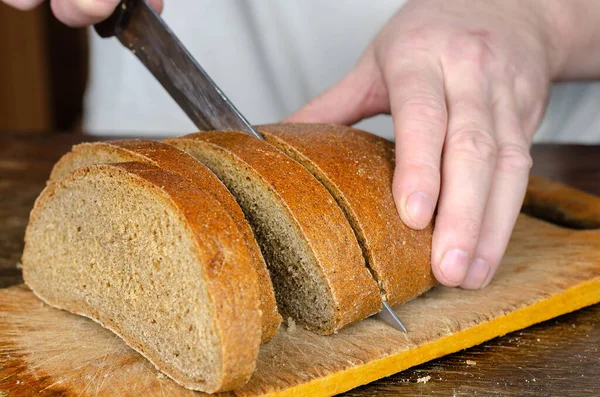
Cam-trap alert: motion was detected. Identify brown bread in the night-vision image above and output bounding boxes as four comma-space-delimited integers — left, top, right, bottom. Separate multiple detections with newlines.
22, 162, 262, 392
49, 140, 281, 341
259, 123, 436, 306
167, 132, 382, 334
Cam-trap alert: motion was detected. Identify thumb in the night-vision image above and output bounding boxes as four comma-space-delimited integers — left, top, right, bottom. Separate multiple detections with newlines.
285, 56, 388, 125
51, 0, 120, 27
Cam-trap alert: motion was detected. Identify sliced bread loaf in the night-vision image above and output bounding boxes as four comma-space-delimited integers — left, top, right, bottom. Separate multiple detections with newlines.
167, 132, 382, 334
49, 140, 281, 341
259, 123, 436, 306
22, 162, 262, 392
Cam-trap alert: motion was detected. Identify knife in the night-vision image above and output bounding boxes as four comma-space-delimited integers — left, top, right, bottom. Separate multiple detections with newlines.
94, 0, 408, 333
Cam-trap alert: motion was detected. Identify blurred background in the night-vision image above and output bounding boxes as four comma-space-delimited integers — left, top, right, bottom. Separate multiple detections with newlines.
2, 0, 600, 143
0, 2, 87, 134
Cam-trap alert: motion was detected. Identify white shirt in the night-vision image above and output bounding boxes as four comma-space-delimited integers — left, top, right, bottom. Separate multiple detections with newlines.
84, 0, 600, 143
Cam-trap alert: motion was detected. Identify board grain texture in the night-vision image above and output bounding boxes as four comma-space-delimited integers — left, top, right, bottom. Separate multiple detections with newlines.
0, 138, 599, 396
1, 212, 599, 395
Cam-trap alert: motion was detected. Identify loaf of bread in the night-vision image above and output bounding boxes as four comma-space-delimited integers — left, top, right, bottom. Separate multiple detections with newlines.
259, 123, 437, 305
167, 132, 382, 334
49, 139, 281, 341
22, 162, 262, 392
24, 123, 435, 392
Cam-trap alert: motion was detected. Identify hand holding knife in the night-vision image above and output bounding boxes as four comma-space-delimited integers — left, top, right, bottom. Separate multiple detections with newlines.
94, 0, 407, 333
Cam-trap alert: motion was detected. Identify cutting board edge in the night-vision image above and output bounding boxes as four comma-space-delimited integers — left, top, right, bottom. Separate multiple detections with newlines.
266, 278, 600, 397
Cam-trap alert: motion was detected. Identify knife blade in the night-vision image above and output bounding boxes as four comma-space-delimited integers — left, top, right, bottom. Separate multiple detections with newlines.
94, 0, 408, 333
94, 0, 262, 139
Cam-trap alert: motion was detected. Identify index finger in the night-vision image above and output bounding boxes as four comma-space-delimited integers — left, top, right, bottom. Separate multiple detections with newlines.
385, 55, 447, 231
50, 0, 163, 27
2, 0, 43, 10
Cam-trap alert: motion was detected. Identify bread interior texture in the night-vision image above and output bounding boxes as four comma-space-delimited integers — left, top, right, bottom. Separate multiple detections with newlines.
180, 144, 335, 331
23, 168, 221, 389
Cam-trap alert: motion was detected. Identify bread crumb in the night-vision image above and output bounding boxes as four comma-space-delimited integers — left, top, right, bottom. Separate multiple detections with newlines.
287, 317, 296, 333
466, 360, 476, 366
15, 262, 22, 270
416, 375, 431, 384
156, 372, 165, 380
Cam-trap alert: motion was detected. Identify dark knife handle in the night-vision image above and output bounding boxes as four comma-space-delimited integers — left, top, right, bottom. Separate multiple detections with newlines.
94, 0, 135, 38
93, 0, 263, 139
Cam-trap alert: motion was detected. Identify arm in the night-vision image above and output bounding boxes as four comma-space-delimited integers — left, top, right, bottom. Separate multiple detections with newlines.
549, 0, 600, 80
287, 0, 600, 289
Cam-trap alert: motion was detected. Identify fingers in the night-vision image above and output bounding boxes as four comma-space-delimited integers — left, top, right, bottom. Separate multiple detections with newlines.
147, 0, 163, 14
285, 49, 388, 125
431, 62, 497, 287
50, 0, 163, 27
386, 56, 447, 231
461, 85, 532, 289
50, 0, 120, 26
2, 0, 43, 10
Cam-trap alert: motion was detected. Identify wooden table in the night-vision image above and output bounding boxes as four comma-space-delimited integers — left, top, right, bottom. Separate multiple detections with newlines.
0, 133, 598, 396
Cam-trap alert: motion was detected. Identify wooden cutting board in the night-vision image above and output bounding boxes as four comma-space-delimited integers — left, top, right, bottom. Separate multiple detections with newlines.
1, 177, 599, 396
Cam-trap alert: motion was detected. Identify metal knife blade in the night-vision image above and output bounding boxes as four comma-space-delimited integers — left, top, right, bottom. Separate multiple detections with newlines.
94, 0, 262, 139
376, 301, 407, 333
94, 0, 407, 333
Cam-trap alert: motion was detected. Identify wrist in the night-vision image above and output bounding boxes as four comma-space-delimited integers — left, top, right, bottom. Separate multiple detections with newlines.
534, 0, 600, 80
529, 0, 573, 81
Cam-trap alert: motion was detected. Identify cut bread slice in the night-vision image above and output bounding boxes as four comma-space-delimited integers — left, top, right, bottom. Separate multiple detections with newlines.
259, 123, 436, 306
22, 162, 262, 392
167, 132, 382, 334
49, 140, 281, 341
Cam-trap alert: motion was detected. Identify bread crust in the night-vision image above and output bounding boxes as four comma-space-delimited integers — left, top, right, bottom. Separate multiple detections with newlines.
23, 162, 262, 392
49, 140, 281, 341
259, 123, 437, 306
168, 132, 382, 334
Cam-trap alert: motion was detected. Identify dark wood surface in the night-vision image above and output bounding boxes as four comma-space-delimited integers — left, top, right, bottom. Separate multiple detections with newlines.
0, 4, 87, 133
0, 134, 598, 396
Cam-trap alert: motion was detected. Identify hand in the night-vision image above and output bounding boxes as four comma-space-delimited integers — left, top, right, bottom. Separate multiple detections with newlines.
3, 0, 163, 26
287, 0, 567, 289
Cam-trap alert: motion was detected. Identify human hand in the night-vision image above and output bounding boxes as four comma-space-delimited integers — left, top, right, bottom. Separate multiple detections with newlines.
287, 0, 567, 289
3, 0, 162, 26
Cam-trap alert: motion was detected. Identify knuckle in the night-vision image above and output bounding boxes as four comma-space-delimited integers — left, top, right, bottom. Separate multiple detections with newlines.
400, 95, 447, 126
440, 210, 480, 245
496, 144, 533, 173
457, 213, 481, 242
401, 27, 437, 51
463, 40, 488, 64
402, 160, 441, 188
447, 31, 495, 68
448, 130, 498, 164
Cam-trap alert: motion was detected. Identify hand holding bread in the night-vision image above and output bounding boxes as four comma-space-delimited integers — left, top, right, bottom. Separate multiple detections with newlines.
287, 0, 588, 290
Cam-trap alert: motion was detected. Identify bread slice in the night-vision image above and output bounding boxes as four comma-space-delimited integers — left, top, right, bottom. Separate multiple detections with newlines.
49, 140, 281, 341
259, 123, 437, 306
22, 162, 262, 392
167, 132, 382, 334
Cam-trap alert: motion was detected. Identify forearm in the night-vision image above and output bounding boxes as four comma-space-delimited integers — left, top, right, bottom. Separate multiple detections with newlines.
542, 0, 600, 80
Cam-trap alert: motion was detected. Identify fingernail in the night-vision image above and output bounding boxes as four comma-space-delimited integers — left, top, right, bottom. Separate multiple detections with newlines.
405, 191, 434, 228
461, 258, 490, 289
439, 249, 470, 286
482, 266, 496, 288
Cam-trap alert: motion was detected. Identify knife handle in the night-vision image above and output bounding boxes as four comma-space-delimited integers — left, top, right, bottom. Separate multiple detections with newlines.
94, 0, 136, 38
